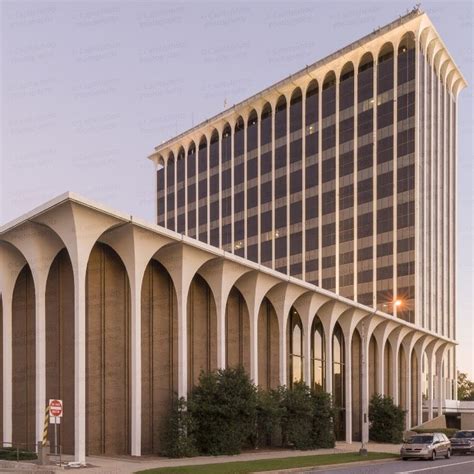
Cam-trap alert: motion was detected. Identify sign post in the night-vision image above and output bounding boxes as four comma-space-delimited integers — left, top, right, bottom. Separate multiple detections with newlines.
49, 399, 63, 455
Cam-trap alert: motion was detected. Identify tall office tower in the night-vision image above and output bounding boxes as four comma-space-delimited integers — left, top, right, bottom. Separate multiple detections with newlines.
150, 9, 465, 339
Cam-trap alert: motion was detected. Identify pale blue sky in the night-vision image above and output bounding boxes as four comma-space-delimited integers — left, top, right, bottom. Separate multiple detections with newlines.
1, 1, 473, 377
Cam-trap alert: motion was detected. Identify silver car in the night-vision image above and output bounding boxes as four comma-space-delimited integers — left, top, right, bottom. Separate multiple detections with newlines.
400, 433, 451, 461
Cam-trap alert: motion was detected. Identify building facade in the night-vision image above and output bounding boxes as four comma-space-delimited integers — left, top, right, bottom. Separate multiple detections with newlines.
151, 9, 465, 340
0, 193, 458, 462
0, 8, 465, 466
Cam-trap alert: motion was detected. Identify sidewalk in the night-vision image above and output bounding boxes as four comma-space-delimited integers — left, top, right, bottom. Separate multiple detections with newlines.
4, 442, 401, 473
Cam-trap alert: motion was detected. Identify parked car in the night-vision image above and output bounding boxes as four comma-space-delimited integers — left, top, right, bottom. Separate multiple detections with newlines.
449, 430, 474, 455
400, 433, 451, 461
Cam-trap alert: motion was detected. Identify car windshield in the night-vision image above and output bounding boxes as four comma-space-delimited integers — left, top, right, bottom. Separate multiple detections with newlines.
407, 435, 433, 444
455, 431, 474, 438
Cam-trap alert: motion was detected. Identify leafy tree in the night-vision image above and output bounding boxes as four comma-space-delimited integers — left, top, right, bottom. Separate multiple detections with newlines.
369, 394, 405, 443
187, 366, 258, 455
159, 397, 197, 458
457, 372, 474, 401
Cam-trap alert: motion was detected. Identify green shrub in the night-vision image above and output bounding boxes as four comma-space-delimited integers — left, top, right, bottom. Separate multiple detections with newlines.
369, 394, 406, 443
311, 390, 335, 448
413, 428, 458, 438
0, 448, 37, 461
159, 397, 197, 458
280, 382, 314, 449
255, 387, 284, 448
188, 366, 257, 455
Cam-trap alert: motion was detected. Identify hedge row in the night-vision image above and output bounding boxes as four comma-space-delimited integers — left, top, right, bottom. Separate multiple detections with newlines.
0, 447, 37, 461
160, 367, 335, 457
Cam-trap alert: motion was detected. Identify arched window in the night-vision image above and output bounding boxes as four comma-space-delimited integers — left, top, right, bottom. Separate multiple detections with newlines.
333, 323, 345, 440
288, 308, 303, 385
311, 317, 325, 391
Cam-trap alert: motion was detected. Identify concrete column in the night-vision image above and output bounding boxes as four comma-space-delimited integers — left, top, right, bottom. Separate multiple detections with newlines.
391, 343, 399, 405
376, 337, 385, 395
176, 289, 188, 398
34, 276, 47, 447
129, 283, 142, 456
437, 360, 443, 417
279, 315, 287, 386
2, 292, 12, 443
73, 263, 87, 464
344, 335, 352, 443
427, 356, 434, 420
303, 323, 312, 386
249, 308, 259, 385
360, 324, 369, 444
416, 351, 424, 426
405, 349, 412, 430
325, 335, 333, 395
215, 296, 227, 370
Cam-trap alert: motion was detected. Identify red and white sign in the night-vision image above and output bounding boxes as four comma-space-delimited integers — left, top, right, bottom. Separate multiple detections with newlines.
49, 399, 63, 417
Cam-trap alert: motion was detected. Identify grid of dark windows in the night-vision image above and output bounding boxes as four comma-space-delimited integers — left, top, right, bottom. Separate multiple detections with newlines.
247, 111, 259, 263
186, 145, 197, 238
375, 44, 395, 313
305, 82, 320, 285
209, 132, 220, 247
274, 96, 288, 271
221, 126, 232, 250
157, 166, 165, 227
321, 73, 337, 292
176, 149, 186, 234
153, 31, 452, 336
260, 103, 273, 267
166, 154, 175, 231
396, 35, 416, 323
198, 138, 208, 243
357, 53, 374, 306
233, 118, 245, 256
339, 65, 355, 298
289, 89, 303, 278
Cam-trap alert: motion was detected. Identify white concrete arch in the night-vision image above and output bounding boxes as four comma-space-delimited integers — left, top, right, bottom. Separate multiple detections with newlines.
377, 40, 395, 60
1, 221, 65, 446
452, 77, 465, 98
337, 307, 370, 443
98, 222, 176, 456
424, 338, 447, 419
387, 325, 412, 404
426, 37, 441, 65
339, 61, 355, 80
357, 50, 375, 71
0, 241, 27, 444
400, 331, 425, 429
265, 281, 308, 385
419, 26, 436, 55
292, 291, 331, 385
31, 197, 127, 463
395, 30, 416, 52
413, 334, 435, 425
197, 257, 253, 370
433, 48, 446, 76
372, 319, 399, 395
233, 270, 281, 385
317, 300, 350, 396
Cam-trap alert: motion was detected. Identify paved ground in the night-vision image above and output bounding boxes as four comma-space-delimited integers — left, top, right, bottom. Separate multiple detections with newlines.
307, 455, 474, 474
0, 442, 402, 473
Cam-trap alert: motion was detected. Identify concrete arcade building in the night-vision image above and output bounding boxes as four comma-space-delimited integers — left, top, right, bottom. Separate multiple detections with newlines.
0, 9, 466, 464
